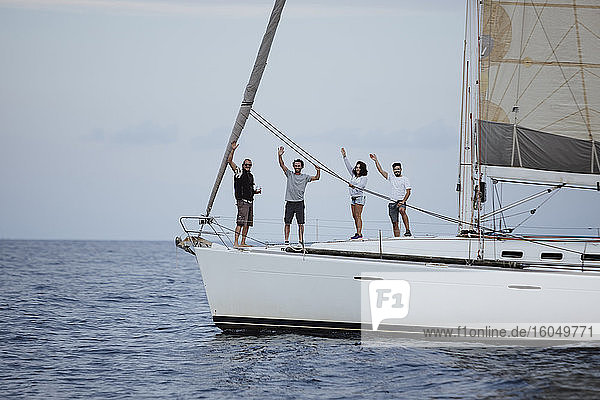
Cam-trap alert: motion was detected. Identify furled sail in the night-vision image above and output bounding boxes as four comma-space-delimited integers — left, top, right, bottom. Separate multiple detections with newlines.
205, 0, 286, 217
478, 0, 600, 188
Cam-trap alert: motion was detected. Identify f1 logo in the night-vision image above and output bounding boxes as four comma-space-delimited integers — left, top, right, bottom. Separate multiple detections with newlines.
369, 280, 411, 331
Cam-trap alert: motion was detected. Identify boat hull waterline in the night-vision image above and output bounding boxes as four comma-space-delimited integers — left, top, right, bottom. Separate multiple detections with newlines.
194, 240, 600, 343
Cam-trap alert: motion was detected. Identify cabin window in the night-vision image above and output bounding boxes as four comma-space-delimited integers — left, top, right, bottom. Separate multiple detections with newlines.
502, 251, 523, 259
581, 254, 600, 262
540, 252, 563, 261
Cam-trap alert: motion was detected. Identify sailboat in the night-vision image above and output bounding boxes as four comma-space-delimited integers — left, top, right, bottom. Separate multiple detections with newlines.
177, 0, 600, 340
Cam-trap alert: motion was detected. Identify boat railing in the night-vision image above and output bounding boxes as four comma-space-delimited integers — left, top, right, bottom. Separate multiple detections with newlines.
176, 216, 232, 253
177, 214, 600, 243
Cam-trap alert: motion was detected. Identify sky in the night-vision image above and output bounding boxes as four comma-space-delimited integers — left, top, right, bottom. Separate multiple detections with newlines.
1, 0, 598, 242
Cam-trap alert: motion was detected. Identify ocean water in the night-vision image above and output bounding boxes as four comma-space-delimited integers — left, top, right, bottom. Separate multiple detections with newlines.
1, 240, 600, 399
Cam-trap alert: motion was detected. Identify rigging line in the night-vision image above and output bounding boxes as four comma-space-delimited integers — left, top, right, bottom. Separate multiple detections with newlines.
251, 108, 500, 230
249, 110, 358, 188
205, 219, 231, 248
502, 209, 540, 219
475, 1, 483, 246
249, 108, 587, 255
491, 178, 600, 191
481, 184, 563, 220
492, 173, 497, 232
511, 184, 563, 231
505, 207, 556, 219
494, 181, 508, 232
254, 107, 495, 229
250, 110, 345, 182
498, 232, 587, 255
457, 0, 468, 198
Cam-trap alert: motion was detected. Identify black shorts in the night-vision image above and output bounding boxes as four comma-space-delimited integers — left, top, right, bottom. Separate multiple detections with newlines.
284, 201, 305, 225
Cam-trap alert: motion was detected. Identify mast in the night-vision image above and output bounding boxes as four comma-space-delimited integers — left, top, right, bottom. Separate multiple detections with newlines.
205, 0, 286, 217
458, 0, 479, 235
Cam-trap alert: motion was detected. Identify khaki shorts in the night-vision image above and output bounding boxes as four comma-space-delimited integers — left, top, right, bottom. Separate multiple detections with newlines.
236, 199, 254, 227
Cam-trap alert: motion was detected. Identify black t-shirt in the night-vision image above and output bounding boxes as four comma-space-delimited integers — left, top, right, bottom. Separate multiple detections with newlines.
234, 167, 254, 201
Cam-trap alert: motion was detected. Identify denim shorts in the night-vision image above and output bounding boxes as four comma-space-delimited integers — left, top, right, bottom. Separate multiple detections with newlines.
388, 201, 406, 223
351, 196, 365, 205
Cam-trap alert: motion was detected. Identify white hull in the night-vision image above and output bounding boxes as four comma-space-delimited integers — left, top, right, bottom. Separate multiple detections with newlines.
194, 236, 600, 338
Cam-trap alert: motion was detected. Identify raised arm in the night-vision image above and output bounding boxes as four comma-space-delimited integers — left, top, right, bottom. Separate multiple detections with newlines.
341, 147, 353, 175
310, 165, 321, 182
278, 146, 288, 174
227, 141, 239, 172
369, 153, 388, 179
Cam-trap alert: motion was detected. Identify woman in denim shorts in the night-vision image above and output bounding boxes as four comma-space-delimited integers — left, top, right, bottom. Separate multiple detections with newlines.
341, 148, 368, 239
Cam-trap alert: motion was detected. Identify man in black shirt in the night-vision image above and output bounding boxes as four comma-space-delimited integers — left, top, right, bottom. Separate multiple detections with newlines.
228, 141, 261, 247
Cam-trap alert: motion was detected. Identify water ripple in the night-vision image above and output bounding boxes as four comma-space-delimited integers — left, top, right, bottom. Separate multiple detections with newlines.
1, 240, 599, 399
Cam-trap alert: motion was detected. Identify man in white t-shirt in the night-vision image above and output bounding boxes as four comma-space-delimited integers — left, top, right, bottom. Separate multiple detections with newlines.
370, 154, 412, 237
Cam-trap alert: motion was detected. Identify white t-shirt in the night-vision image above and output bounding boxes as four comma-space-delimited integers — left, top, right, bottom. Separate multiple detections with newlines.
343, 156, 367, 198
387, 175, 411, 201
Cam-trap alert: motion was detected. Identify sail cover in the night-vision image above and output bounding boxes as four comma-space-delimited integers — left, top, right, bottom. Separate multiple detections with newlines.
478, 0, 600, 188
205, 0, 286, 216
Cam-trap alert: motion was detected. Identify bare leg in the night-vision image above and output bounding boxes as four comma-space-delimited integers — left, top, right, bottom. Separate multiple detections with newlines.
284, 224, 291, 242
400, 209, 410, 232
354, 204, 364, 235
392, 222, 400, 237
234, 225, 242, 247
299, 224, 304, 244
240, 225, 250, 246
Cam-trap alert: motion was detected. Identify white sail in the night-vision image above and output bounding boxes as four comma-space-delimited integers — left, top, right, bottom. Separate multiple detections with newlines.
478, 0, 600, 187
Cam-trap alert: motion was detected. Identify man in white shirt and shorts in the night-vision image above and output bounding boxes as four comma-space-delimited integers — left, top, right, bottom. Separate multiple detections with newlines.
370, 154, 412, 237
